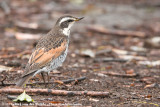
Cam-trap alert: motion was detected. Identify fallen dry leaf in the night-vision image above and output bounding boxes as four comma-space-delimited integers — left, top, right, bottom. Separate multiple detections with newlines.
0, 65, 13, 72
15, 32, 41, 40
138, 60, 160, 67
112, 48, 136, 55
13, 90, 34, 102
141, 77, 156, 84
130, 46, 147, 52
89, 98, 99, 102
80, 49, 95, 58
90, 79, 99, 82
15, 21, 39, 29
144, 83, 156, 88
126, 69, 135, 74
145, 37, 160, 48
118, 55, 147, 61
130, 83, 135, 87
146, 94, 152, 98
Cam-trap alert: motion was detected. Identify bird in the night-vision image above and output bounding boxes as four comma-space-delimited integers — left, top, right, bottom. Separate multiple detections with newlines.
16, 15, 84, 87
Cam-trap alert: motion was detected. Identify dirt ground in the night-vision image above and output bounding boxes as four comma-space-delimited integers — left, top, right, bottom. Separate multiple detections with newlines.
0, 0, 160, 107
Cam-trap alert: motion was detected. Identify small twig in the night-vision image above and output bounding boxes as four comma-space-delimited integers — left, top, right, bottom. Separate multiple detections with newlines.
1, 77, 86, 86
50, 75, 70, 78
94, 58, 128, 62
35, 76, 86, 85
95, 49, 112, 55
7, 95, 17, 100
100, 72, 138, 78
61, 76, 86, 84
112, 48, 141, 56
96, 48, 146, 57
0, 88, 109, 97
0, 50, 31, 59
0, 75, 7, 86
87, 25, 147, 38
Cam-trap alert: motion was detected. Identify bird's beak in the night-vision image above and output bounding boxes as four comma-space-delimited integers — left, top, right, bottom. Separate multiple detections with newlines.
75, 17, 84, 21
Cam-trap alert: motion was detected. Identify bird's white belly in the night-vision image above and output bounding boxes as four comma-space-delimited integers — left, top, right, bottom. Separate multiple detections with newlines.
46, 48, 68, 71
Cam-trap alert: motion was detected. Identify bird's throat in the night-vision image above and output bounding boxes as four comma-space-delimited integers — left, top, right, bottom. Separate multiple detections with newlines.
62, 28, 70, 36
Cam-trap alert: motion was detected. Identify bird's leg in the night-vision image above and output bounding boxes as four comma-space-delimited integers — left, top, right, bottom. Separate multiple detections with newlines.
47, 72, 50, 86
41, 72, 47, 87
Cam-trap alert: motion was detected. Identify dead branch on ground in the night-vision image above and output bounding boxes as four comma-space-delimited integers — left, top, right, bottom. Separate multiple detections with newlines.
0, 88, 109, 97
0, 50, 31, 59
94, 58, 128, 62
95, 49, 112, 55
87, 25, 147, 38
58, 76, 86, 84
100, 72, 138, 78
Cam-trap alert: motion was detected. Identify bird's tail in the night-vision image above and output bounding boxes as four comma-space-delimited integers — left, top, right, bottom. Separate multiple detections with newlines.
16, 75, 32, 87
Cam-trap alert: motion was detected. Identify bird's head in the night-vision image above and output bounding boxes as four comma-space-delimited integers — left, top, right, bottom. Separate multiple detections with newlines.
55, 15, 84, 36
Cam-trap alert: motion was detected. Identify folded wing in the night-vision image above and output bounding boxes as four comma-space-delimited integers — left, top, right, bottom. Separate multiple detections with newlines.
22, 37, 68, 77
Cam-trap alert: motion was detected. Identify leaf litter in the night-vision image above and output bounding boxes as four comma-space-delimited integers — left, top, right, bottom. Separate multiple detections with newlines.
0, 0, 160, 106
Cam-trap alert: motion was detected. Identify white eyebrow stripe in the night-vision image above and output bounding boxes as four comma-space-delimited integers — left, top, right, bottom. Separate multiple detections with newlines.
59, 17, 74, 24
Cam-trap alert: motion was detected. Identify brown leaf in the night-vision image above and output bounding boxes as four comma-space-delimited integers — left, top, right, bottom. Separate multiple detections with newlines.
126, 69, 135, 74
130, 83, 135, 87
146, 94, 152, 98
141, 77, 155, 84
144, 83, 156, 88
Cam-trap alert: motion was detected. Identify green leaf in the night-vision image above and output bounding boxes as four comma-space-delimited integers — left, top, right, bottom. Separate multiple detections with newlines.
13, 90, 34, 102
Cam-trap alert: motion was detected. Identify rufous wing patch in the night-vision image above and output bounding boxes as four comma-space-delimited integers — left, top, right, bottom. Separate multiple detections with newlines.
29, 39, 67, 68
28, 48, 45, 65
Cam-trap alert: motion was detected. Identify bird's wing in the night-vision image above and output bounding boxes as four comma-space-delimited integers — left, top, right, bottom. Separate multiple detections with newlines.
22, 36, 68, 77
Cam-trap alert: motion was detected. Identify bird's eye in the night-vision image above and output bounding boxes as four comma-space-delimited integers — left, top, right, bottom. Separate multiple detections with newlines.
67, 20, 73, 22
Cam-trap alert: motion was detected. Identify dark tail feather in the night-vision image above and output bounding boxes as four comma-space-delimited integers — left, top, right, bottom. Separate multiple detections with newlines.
16, 75, 32, 87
